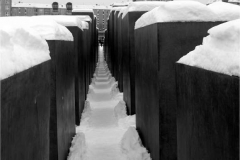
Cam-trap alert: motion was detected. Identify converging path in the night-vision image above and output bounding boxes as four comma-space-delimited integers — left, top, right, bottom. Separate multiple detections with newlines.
81, 47, 128, 160
67, 46, 150, 160
68, 47, 146, 160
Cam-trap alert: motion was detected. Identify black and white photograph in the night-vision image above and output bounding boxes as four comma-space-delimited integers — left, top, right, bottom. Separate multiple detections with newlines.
0, 0, 239, 159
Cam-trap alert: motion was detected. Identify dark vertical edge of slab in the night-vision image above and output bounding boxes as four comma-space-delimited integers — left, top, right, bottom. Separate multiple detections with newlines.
135, 24, 160, 160
48, 40, 76, 160
122, 11, 147, 115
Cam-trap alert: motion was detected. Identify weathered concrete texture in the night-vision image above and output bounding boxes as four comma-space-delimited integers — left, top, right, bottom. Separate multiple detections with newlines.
67, 27, 85, 126
47, 40, 75, 160
1, 61, 51, 160
134, 22, 224, 160
108, 10, 115, 75
122, 11, 146, 115
72, 12, 95, 89
113, 11, 120, 81
117, 12, 123, 92
176, 64, 239, 160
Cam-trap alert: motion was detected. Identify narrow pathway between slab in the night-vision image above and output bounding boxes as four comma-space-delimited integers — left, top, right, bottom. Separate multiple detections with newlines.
67, 46, 151, 160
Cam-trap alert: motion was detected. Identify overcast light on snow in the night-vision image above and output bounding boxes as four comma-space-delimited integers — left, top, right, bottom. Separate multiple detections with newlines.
178, 19, 240, 77
67, 47, 151, 160
0, 24, 50, 80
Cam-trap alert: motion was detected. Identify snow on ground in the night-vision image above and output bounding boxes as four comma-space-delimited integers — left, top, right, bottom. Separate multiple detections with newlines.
68, 46, 150, 160
135, 1, 219, 29
178, 19, 240, 77
122, 1, 166, 18
0, 17, 73, 41
121, 127, 151, 160
0, 24, 50, 80
207, 2, 240, 21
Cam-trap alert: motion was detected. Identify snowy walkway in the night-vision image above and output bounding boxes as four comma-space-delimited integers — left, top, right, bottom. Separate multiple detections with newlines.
67, 47, 151, 160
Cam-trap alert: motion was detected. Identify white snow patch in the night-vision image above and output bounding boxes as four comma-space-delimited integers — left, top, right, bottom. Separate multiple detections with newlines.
135, 1, 219, 29
119, 115, 136, 129
207, 2, 240, 21
118, 7, 128, 18
74, 15, 92, 22
81, 100, 92, 123
72, 8, 94, 13
114, 7, 125, 13
178, 19, 240, 77
36, 16, 84, 30
81, 21, 89, 30
67, 132, 87, 160
111, 83, 120, 98
114, 100, 127, 119
122, 1, 166, 18
0, 25, 50, 80
121, 127, 152, 160
0, 17, 73, 41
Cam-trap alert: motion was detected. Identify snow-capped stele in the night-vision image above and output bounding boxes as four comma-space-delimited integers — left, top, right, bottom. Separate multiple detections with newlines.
36, 15, 84, 30
118, 7, 128, 18
207, 2, 240, 21
81, 21, 89, 30
0, 25, 50, 80
122, 1, 166, 18
114, 6, 125, 13
0, 17, 73, 41
135, 1, 218, 29
178, 19, 240, 77
76, 15, 92, 22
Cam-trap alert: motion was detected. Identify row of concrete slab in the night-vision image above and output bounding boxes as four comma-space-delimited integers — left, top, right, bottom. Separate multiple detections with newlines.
104, 6, 239, 160
1, 12, 99, 160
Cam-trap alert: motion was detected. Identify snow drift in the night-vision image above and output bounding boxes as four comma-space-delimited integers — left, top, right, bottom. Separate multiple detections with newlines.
114, 100, 127, 119
67, 132, 87, 160
122, 1, 166, 18
0, 17, 73, 41
0, 25, 50, 80
135, 1, 219, 29
81, 100, 92, 122
121, 127, 152, 160
36, 15, 85, 30
178, 19, 240, 77
208, 2, 240, 21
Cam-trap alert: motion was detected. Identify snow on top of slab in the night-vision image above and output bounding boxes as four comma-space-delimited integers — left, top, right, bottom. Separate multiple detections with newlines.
72, 8, 94, 13
0, 17, 73, 41
207, 2, 240, 21
118, 7, 128, 18
0, 25, 50, 80
81, 21, 89, 30
122, 1, 166, 18
111, 2, 129, 7
36, 16, 84, 30
135, 1, 219, 29
110, 6, 124, 13
114, 7, 125, 12
74, 15, 92, 22
178, 19, 240, 77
